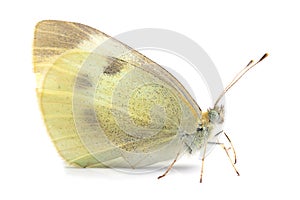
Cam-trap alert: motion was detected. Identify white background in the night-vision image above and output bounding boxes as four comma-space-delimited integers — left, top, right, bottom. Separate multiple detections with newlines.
1, 0, 300, 199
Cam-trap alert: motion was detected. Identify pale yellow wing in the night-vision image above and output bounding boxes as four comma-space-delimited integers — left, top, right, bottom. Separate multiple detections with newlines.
33, 20, 202, 168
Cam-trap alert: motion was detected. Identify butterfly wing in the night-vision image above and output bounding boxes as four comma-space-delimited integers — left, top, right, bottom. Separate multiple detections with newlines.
33, 20, 202, 168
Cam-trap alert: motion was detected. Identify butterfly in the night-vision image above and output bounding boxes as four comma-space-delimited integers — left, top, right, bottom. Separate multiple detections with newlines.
33, 20, 268, 182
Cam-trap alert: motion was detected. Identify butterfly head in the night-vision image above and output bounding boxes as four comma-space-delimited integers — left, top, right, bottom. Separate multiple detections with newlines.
208, 105, 224, 124
197, 105, 224, 132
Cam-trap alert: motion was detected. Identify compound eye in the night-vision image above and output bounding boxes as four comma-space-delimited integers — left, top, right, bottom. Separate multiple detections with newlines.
209, 110, 219, 123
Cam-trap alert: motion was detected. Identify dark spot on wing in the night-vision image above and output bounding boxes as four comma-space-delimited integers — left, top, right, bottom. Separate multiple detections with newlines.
76, 73, 93, 89
82, 109, 98, 124
103, 57, 127, 75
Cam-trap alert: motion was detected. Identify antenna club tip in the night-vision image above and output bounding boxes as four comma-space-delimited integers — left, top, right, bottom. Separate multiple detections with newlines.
259, 53, 269, 62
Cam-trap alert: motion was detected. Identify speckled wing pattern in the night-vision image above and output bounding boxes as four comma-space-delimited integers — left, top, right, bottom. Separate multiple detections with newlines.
33, 20, 202, 168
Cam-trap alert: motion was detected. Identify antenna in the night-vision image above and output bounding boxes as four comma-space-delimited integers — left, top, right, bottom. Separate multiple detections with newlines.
214, 53, 269, 107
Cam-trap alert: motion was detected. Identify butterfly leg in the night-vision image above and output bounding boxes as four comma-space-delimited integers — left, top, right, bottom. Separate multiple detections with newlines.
157, 152, 180, 179
217, 132, 240, 176
200, 139, 208, 183
219, 142, 240, 176
222, 132, 237, 164
207, 131, 239, 178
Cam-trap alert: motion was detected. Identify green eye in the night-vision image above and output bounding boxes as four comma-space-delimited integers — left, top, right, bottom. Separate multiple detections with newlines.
208, 110, 219, 123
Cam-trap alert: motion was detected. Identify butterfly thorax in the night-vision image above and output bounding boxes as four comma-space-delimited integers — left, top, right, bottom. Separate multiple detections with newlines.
180, 105, 224, 154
